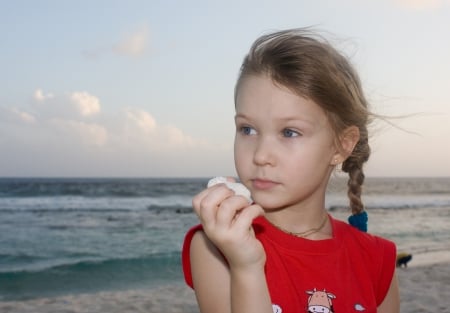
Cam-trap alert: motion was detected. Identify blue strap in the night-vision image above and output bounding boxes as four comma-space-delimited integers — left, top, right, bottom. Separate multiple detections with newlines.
348, 211, 368, 232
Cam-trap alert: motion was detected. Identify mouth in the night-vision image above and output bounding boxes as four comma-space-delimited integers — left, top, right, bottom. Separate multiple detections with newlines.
251, 178, 278, 190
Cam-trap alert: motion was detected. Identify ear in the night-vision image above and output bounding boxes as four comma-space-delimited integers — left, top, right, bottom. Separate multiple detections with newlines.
331, 126, 360, 165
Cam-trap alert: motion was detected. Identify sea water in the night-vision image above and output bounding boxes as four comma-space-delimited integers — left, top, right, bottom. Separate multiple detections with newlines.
0, 177, 449, 300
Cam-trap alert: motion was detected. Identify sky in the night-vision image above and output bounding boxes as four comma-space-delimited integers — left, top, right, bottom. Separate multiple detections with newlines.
1, 0, 449, 178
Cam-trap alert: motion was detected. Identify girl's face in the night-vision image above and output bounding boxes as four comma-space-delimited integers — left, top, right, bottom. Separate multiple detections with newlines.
234, 75, 339, 211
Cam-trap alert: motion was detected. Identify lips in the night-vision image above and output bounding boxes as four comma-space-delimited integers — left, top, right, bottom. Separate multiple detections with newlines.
251, 178, 278, 190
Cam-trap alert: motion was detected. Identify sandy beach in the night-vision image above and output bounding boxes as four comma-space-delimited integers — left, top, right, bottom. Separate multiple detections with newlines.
0, 284, 198, 313
0, 261, 448, 313
397, 261, 450, 313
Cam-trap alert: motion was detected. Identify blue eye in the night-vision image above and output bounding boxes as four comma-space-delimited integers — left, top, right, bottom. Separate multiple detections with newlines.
240, 126, 256, 135
283, 128, 299, 138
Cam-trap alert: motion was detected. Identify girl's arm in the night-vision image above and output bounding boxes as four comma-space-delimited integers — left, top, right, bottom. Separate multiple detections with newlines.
377, 270, 400, 313
190, 183, 273, 313
190, 230, 273, 313
190, 231, 231, 312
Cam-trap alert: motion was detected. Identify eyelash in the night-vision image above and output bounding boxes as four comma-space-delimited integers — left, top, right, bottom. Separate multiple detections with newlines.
239, 126, 256, 135
282, 128, 301, 138
239, 126, 301, 138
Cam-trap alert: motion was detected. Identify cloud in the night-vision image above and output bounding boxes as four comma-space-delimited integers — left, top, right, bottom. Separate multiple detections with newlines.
50, 119, 108, 146
33, 89, 54, 102
1, 88, 228, 176
32, 89, 101, 119
70, 91, 101, 116
0, 107, 36, 124
83, 26, 149, 59
117, 108, 206, 151
124, 108, 156, 134
165, 125, 197, 147
393, 0, 449, 10
112, 27, 149, 57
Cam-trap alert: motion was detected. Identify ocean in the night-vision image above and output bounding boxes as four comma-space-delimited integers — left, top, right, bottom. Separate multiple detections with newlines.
1, 177, 449, 301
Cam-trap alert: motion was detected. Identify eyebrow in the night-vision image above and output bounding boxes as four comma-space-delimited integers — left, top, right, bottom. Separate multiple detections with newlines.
235, 113, 315, 126
234, 113, 249, 120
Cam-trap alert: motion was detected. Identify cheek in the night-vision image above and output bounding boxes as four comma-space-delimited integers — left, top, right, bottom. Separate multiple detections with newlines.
234, 139, 245, 166
234, 138, 251, 174
286, 144, 333, 171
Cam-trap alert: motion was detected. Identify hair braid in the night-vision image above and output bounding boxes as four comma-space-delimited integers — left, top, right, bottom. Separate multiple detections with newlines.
341, 132, 370, 215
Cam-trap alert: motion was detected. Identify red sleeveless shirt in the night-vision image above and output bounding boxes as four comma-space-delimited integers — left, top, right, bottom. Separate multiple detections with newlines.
182, 215, 396, 313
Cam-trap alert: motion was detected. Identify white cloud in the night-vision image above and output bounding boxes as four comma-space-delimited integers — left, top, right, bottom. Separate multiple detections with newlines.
124, 107, 157, 134
117, 109, 206, 152
0, 88, 231, 176
165, 124, 197, 147
113, 27, 149, 57
50, 119, 108, 146
82, 25, 149, 59
32, 89, 101, 119
0, 107, 36, 124
70, 91, 101, 117
33, 89, 54, 102
13, 108, 36, 123
393, 0, 449, 10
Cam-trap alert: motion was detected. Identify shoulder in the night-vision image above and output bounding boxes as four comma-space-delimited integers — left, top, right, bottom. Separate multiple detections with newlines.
182, 226, 232, 311
334, 217, 396, 254
333, 217, 397, 305
334, 217, 396, 268
182, 225, 228, 288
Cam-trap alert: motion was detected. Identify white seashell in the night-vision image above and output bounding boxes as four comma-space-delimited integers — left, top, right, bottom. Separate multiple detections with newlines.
207, 176, 228, 187
207, 176, 253, 203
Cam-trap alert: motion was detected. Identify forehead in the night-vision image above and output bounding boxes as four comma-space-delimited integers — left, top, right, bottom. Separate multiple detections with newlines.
235, 75, 329, 125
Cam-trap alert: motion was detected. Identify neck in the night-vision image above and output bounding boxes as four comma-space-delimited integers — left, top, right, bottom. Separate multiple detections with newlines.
265, 206, 330, 236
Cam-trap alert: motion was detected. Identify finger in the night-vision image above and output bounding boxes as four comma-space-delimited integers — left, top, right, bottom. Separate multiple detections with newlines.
192, 182, 225, 214
192, 184, 232, 216
192, 188, 210, 216
215, 195, 250, 229
232, 204, 265, 231
195, 185, 235, 225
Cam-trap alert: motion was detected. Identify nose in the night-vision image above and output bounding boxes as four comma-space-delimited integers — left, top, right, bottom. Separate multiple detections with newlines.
253, 136, 275, 166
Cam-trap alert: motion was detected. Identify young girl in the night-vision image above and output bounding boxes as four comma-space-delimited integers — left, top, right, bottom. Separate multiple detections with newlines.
182, 28, 399, 313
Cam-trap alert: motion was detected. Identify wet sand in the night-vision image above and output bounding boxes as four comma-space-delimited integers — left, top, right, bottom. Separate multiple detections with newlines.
0, 262, 448, 313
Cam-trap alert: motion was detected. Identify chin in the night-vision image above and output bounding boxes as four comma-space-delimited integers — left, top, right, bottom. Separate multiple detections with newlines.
252, 196, 285, 212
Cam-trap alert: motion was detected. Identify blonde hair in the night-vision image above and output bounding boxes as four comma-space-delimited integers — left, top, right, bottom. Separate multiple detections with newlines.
235, 28, 371, 216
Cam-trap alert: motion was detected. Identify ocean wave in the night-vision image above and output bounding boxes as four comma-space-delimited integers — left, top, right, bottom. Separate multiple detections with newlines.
0, 253, 48, 269
0, 205, 193, 215
326, 193, 450, 211
328, 202, 450, 211
0, 207, 135, 213
0, 252, 183, 301
0, 194, 194, 212
0, 178, 206, 198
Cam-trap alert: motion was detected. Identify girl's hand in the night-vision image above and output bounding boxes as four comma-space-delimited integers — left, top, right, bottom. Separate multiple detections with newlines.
192, 182, 266, 270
